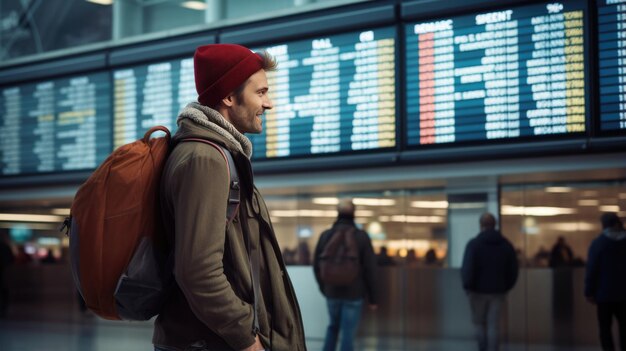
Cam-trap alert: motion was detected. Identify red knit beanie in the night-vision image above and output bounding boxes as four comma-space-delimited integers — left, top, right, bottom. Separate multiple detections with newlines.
194, 44, 264, 107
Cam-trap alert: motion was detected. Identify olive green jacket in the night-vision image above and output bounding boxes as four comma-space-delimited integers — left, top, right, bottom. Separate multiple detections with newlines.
153, 103, 306, 351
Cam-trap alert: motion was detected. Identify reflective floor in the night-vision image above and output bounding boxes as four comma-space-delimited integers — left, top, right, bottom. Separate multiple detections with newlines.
0, 294, 604, 351
0, 320, 605, 351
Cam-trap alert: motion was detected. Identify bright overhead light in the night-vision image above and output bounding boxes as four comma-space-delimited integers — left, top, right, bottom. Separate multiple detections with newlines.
501, 205, 576, 216
543, 222, 596, 231
0, 222, 58, 230
51, 208, 71, 216
545, 186, 573, 193
354, 210, 374, 217
353, 198, 396, 206
312, 197, 395, 206
86, 0, 113, 5
270, 210, 337, 218
312, 197, 338, 205
600, 205, 621, 212
578, 199, 599, 206
181, 1, 206, 10
380, 215, 444, 223
411, 200, 448, 209
0, 213, 66, 223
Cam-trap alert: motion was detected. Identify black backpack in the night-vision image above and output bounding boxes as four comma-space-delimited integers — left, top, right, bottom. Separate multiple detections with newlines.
318, 225, 360, 286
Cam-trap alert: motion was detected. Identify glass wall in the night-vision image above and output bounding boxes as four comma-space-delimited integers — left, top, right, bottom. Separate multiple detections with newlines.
261, 179, 625, 348
0, 0, 365, 63
264, 189, 449, 267
0, 0, 111, 61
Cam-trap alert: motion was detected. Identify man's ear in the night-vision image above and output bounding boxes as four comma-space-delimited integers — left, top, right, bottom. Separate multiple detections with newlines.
221, 93, 235, 107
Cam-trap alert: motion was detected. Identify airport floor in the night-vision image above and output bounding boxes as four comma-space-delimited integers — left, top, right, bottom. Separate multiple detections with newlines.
0, 300, 604, 351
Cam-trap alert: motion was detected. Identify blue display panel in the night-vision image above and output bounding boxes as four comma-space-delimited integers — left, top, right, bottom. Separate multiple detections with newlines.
112, 58, 196, 148
598, 0, 626, 132
405, 1, 587, 146
0, 72, 111, 175
250, 27, 396, 159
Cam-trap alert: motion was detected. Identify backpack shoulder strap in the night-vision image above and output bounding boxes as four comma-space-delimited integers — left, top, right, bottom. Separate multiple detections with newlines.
178, 138, 240, 225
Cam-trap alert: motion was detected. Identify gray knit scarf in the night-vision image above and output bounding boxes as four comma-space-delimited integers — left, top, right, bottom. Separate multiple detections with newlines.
177, 102, 253, 158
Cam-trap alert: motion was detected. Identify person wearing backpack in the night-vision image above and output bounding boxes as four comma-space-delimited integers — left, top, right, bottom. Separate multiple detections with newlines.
313, 198, 378, 351
154, 44, 306, 351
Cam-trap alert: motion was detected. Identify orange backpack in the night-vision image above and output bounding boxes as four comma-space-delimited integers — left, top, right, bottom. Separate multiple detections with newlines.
62, 126, 240, 320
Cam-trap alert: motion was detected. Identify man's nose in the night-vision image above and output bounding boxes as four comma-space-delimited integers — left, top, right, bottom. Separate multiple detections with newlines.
263, 95, 273, 110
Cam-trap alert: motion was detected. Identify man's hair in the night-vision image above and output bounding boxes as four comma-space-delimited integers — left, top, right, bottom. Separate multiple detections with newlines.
600, 212, 621, 229
337, 198, 355, 217
479, 212, 496, 230
233, 50, 277, 102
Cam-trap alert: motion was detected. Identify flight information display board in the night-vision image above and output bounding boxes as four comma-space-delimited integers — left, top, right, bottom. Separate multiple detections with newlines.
405, 1, 587, 146
598, 0, 626, 132
113, 58, 197, 148
250, 27, 396, 159
0, 72, 111, 176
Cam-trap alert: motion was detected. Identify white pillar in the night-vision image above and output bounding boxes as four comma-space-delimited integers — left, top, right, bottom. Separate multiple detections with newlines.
113, 0, 144, 40
205, 0, 226, 23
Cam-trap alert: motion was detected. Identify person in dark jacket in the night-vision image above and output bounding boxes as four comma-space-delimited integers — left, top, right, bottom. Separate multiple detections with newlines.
461, 212, 518, 351
549, 236, 574, 268
155, 44, 306, 351
313, 199, 378, 351
585, 212, 626, 351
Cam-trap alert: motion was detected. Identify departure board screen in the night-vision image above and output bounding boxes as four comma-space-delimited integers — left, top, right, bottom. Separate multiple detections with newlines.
0, 72, 111, 176
113, 58, 196, 148
598, 0, 626, 132
250, 27, 396, 159
405, 1, 587, 146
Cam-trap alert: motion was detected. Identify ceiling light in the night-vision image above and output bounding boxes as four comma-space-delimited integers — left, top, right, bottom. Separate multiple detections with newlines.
51, 208, 71, 216
86, 0, 113, 5
181, 1, 206, 10
501, 205, 576, 216
313, 197, 396, 206
384, 215, 444, 223
0, 222, 58, 230
270, 209, 337, 218
0, 213, 66, 223
353, 198, 396, 206
312, 197, 338, 205
578, 199, 599, 206
411, 200, 448, 208
355, 210, 374, 217
545, 186, 573, 193
600, 205, 620, 212
543, 222, 596, 231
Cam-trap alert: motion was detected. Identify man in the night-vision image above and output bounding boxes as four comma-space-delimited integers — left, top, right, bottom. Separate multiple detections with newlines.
313, 199, 378, 351
585, 213, 626, 351
154, 44, 306, 351
549, 236, 574, 268
461, 213, 518, 351
0, 233, 14, 318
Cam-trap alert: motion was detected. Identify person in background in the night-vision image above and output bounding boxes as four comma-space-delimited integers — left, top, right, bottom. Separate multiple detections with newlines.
461, 213, 519, 351
549, 236, 574, 268
424, 248, 439, 266
376, 246, 395, 266
0, 233, 14, 318
155, 44, 306, 351
585, 213, 626, 351
313, 199, 378, 351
